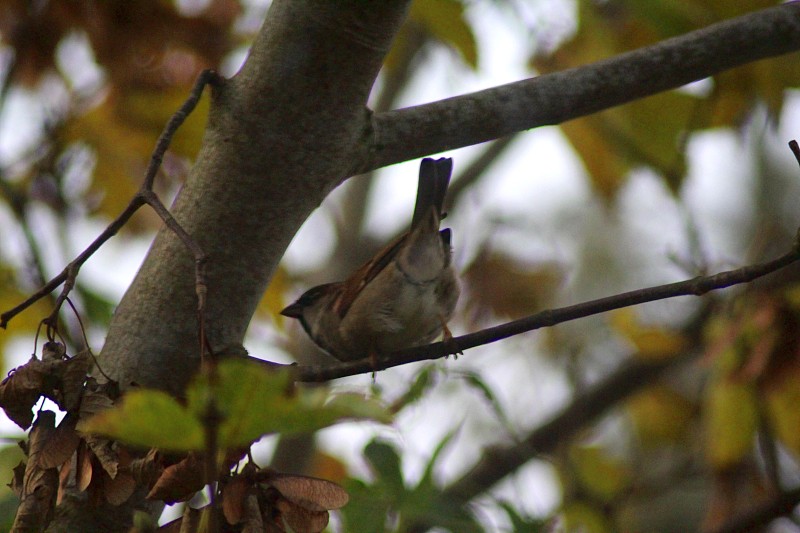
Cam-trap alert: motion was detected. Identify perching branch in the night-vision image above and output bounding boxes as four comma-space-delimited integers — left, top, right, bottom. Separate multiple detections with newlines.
365, 3, 800, 170
293, 234, 800, 381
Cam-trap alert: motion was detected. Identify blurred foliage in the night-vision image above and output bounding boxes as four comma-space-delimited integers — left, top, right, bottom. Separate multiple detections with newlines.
0, 0, 799, 531
531, 0, 800, 197
342, 437, 483, 533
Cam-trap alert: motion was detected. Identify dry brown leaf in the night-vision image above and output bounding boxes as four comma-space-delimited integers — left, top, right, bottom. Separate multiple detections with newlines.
105, 471, 136, 506
463, 252, 563, 322
129, 448, 164, 486
146, 449, 246, 504
40, 413, 80, 469
76, 442, 93, 492
222, 474, 249, 525
241, 490, 267, 533
0, 345, 91, 429
0, 357, 57, 429
267, 472, 349, 511
57, 456, 72, 505
41, 341, 66, 361
147, 453, 205, 504
275, 497, 330, 533
59, 350, 91, 411
14, 411, 59, 531
9, 461, 25, 498
83, 434, 119, 478
77, 387, 115, 424
178, 505, 202, 533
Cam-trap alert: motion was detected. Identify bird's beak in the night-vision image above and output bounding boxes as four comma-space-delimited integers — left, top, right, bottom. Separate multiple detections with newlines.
280, 302, 303, 318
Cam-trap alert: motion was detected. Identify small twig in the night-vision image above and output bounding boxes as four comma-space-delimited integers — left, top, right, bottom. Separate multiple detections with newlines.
292, 237, 800, 382
63, 297, 112, 381
63, 297, 89, 351
138, 189, 210, 358
200, 361, 222, 533
0, 70, 220, 330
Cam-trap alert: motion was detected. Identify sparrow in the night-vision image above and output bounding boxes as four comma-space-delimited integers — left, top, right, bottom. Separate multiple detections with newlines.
280, 157, 460, 362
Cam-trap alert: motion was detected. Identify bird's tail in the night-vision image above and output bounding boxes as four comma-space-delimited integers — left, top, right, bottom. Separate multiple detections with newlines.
411, 157, 453, 229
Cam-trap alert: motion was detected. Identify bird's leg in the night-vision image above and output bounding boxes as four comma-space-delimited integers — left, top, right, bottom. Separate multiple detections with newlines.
439, 316, 462, 359
367, 345, 379, 380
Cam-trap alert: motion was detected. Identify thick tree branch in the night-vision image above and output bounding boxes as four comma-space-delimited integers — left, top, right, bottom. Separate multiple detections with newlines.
366, 3, 800, 168
97, 0, 411, 396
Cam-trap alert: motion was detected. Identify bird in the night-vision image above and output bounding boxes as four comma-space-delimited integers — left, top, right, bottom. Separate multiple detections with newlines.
280, 157, 460, 363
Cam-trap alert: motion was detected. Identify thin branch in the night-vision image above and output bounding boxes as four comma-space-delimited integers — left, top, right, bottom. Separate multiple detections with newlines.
293, 235, 800, 382
365, 3, 800, 170
0, 70, 220, 330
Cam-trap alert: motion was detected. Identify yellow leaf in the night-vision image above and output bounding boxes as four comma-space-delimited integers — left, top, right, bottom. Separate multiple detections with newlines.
627, 386, 694, 447
610, 308, 688, 359
0, 265, 53, 359
64, 86, 209, 228
531, 0, 800, 195
409, 0, 478, 69
764, 365, 800, 458
562, 501, 613, 533
569, 445, 630, 502
117, 87, 209, 159
256, 265, 291, 328
704, 378, 757, 469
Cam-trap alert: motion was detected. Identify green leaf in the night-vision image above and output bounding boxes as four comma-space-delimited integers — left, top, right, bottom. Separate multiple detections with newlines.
364, 439, 406, 497
390, 365, 436, 413
457, 370, 514, 433
569, 445, 631, 502
187, 359, 391, 449
417, 427, 458, 491
562, 501, 613, 533
76, 283, 115, 326
341, 478, 393, 533
401, 429, 484, 533
82, 390, 203, 451
86, 359, 390, 452
498, 500, 546, 533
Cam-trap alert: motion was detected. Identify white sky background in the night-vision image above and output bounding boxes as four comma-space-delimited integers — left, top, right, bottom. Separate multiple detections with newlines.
1, 0, 800, 529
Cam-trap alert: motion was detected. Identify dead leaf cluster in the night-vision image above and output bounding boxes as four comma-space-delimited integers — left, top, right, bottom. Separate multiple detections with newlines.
160, 465, 349, 533
1, 342, 352, 532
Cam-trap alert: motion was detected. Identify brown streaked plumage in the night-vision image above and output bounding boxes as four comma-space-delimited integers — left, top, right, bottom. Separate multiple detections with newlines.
281, 158, 459, 362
